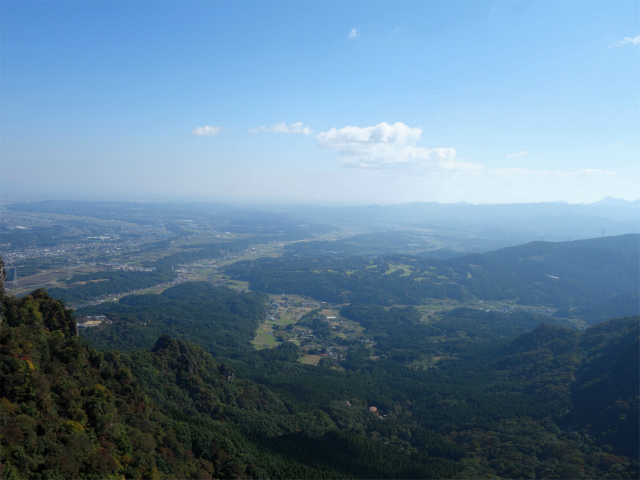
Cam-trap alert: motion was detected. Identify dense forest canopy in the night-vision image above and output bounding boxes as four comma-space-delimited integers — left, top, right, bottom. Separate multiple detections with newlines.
226, 234, 639, 308
2, 287, 637, 479
1, 230, 638, 479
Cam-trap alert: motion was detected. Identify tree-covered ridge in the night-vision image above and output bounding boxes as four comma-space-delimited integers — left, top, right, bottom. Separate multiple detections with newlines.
493, 317, 640, 459
1, 290, 221, 479
239, 317, 639, 479
225, 254, 465, 305
79, 282, 268, 355
3, 271, 638, 479
448, 234, 639, 307
0, 290, 467, 479
225, 234, 639, 308
555, 293, 640, 325
334, 305, 566, 367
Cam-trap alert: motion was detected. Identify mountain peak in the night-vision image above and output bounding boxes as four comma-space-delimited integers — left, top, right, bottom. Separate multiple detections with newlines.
591, 197, 637, 207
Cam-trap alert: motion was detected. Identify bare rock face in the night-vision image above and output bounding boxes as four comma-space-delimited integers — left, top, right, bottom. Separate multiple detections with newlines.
219, 363, 236, 383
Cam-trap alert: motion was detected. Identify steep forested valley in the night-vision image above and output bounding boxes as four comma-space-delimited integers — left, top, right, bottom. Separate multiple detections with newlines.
1, 288, 638, 479
1, 205, 639, 479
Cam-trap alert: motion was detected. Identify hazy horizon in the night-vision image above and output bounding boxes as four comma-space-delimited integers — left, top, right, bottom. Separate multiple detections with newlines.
1, 192, 638, 210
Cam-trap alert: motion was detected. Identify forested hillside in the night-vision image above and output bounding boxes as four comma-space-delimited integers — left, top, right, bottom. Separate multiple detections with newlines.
2, 227, 638, 480
225, 234, 639, 308
79, 282, 267, 355
0, 290, 464, 479
67, 279, 640, 478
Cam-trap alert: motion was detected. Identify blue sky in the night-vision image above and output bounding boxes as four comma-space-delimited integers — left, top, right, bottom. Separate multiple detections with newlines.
2, 1, 638, 204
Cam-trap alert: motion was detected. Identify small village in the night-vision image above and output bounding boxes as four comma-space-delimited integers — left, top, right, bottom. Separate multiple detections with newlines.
251, 294, 373, 366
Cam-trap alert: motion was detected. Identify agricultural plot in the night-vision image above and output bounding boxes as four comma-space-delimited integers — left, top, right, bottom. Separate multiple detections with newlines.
384, 263, 413, 276
252, 294, 320, 350
299, 354, 322, 365
252, 325, 279, 349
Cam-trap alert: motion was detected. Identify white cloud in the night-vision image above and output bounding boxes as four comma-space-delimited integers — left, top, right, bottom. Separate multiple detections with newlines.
192, 125, 223, 136
348, 28, 359, 40
609, 35, 640, 47
317, 121, 481, 172
249, 122, 313, 135
506, 151, 529, 158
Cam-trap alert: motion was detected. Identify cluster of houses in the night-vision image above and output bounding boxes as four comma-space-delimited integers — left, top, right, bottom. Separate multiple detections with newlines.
103, 263, 154, 272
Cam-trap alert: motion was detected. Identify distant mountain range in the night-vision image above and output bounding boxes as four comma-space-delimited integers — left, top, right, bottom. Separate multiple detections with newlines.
289, 198, 640, 225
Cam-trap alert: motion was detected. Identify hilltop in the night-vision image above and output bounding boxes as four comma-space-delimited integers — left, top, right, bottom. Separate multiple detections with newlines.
226, 234, 639, 309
